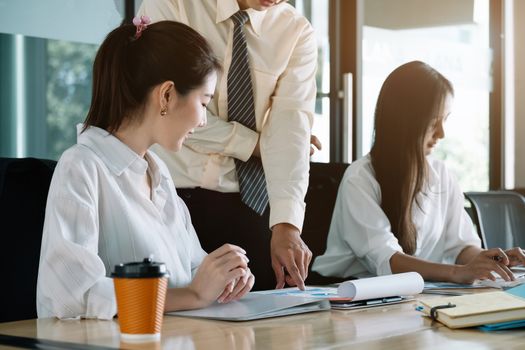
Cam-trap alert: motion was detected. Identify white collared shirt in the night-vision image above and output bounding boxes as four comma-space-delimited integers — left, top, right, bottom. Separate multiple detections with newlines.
138, 0, 317, 230
37, 126, 207, 320
312, 155, 482, 278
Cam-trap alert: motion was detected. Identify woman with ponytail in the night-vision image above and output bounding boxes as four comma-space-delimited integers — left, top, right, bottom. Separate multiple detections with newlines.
37, 19, 254, 320
313, 61, 525, 283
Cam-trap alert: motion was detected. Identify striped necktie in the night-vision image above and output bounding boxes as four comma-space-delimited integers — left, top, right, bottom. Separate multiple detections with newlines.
227, 10, 268, 215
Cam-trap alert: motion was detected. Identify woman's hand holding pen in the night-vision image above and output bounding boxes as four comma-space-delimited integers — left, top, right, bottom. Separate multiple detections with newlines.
503, 247, 525, 267
451, 248, 515, 284
189, 244, 253, 308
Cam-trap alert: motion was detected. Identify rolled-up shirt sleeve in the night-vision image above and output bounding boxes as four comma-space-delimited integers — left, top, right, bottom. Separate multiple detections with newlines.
37, 177, 116, 320
184, 112, 259, 162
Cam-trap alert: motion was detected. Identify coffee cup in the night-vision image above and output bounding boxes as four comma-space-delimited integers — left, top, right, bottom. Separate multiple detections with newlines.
112, 257, 169, 342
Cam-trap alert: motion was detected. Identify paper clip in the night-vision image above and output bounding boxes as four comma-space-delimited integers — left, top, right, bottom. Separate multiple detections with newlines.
429, 302, 456, 321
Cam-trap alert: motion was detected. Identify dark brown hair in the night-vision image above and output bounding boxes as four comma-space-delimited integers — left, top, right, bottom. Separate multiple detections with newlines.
370, 61, 454, 255
84, 21, 221, 132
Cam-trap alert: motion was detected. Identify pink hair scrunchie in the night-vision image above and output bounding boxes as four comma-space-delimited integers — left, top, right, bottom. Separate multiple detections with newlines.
133, 15, 151, 39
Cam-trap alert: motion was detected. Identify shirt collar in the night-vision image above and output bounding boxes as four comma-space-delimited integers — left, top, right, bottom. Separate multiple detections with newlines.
216, 0, 266, 37
144, 151, 165, 189
77, 124, 148, 176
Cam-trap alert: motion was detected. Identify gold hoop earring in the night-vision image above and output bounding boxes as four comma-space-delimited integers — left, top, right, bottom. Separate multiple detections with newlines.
160, 107, 167, 116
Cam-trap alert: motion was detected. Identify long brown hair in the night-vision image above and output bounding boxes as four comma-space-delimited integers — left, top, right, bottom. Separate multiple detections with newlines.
370, 61, 454, 255
84, 21, 221, 133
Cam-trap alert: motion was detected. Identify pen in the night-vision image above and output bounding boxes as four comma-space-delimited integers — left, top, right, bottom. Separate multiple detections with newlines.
421, 290, 464, 296
492, 255, 503, 262
365, 297, 403, 305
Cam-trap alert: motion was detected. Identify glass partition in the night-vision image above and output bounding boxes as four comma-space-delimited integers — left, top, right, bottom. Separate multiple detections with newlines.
361, 0, 490, 190
0, 0, 124, 159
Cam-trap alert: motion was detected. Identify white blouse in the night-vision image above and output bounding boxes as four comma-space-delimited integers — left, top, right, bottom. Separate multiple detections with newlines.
37, 126, 207, 320
312, 154, 481, 278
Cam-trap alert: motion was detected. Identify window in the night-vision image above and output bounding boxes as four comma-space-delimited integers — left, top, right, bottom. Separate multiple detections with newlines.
293, 0, 331, 163
361, 0, 491, 191
0, 0, 125, 160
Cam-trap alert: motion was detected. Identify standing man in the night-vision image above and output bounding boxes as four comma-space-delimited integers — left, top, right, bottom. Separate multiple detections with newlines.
138, 0, 318, 290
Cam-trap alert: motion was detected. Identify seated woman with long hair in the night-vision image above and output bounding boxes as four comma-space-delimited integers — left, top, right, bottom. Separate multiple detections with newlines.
313, 61, 525, 283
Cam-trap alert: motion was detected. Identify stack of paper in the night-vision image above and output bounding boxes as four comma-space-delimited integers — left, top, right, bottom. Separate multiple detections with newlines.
423, 282, 486, 296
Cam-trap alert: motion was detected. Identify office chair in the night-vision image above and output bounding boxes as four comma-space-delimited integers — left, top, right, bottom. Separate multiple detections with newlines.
303, 162, 349, 285
512, 188, 525, 197
0, 157, 56, 323
465, 191, 525, 249
463, 198, 484, 244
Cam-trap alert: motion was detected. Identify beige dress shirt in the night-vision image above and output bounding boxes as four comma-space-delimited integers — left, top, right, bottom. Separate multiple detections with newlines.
138, 0, 317, 230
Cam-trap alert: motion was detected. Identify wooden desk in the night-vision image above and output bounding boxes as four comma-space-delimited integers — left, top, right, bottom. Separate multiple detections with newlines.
0, 296, 524, 349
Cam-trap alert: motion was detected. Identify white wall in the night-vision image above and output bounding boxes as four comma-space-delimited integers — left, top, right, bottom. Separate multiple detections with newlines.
0, 0, 123, 44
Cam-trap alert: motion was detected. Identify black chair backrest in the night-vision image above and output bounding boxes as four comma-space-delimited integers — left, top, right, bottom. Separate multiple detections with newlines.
0, 157, 56, 323
303, 162, 349, 284
465, 191, 525, 249
463, 198, 484, 246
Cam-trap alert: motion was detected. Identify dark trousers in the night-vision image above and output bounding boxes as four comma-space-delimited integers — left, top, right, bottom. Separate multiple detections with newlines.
178, 188, 276, 291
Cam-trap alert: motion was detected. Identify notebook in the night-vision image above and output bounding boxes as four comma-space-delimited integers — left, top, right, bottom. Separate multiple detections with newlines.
418, 284, 525, 328
167, 293, 330, 321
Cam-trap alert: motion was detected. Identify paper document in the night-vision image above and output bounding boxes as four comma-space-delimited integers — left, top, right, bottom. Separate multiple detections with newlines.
423, 282, 485, 295
337, 272, 424, 301
474, 268, 525, 289
236, 273, 424, 312
424, 282, 484, 290
256, 286, 414, 310
167, 293, 330, 321
423, 268, 525, 292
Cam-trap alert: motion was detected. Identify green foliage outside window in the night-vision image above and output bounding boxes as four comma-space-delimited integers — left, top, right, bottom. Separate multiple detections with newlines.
45, 40, 97, 160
